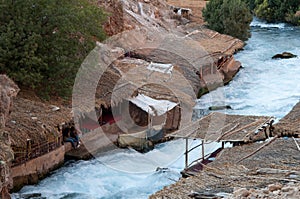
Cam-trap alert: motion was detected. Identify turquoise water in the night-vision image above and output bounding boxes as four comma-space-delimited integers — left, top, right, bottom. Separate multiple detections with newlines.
195, 18, 300, 120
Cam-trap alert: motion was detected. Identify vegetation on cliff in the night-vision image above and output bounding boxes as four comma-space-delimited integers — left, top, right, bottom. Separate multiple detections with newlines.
244, 0, 300, 25
202, 0, 253, 41
0, 0, 106, 99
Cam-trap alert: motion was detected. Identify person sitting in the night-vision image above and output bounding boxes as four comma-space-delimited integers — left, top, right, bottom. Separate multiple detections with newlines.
62, 126, 77, 149
70, 126, 80, 148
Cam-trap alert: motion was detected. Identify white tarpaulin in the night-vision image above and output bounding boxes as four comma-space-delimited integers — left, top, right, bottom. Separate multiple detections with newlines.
147, 62, 173, 74
129, 94, 178, 116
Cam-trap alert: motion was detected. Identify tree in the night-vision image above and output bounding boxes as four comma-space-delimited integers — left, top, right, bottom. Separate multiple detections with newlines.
246, 0, 300, 23
203, 0, 253, 41
0, 0, 107, 98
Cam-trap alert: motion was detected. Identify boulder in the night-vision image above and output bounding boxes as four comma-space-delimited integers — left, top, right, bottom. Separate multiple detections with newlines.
0, 75, 20, 128
0, 131, 14, 199
0, 75, 18, 199
272, 52, 297, 59
209, 105, 232, 111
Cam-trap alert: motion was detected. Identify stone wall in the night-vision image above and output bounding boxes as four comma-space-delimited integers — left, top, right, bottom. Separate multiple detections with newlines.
11, 145, 67, 192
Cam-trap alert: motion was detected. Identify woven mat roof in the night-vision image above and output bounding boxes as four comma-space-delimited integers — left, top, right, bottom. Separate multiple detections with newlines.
169, 112, 273, 142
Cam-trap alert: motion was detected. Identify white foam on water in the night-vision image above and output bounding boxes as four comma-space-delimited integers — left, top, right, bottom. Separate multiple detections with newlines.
12, 139, 221, 199
197, 22, 300, 120
250, 17, 286, 29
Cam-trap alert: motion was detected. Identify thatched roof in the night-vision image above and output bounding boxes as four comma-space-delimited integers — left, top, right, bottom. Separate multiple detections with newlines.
5, 97, 71, 147
72, 27, 242, 118
169, 112, 273, 142
274, 101, 300, 136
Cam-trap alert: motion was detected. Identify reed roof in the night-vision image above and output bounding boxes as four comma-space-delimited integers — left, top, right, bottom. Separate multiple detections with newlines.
170, 112, 273, 142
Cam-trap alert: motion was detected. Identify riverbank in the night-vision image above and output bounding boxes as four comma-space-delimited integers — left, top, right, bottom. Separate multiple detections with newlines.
151, 101, 300, 199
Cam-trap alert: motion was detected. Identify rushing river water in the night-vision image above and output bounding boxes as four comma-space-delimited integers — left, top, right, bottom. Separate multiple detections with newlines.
196, 19, 300, 120
12, 19, 300, 199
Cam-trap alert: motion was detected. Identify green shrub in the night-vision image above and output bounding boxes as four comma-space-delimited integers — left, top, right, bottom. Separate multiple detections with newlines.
286, 10, 300, 25
243, 0, 300, 23
203, 0, 253, 41
0, 0, 107, 99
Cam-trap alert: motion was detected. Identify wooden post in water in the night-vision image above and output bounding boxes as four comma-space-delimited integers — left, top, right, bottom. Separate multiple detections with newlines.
185, 138, 188, 169
202, 139, 205, 161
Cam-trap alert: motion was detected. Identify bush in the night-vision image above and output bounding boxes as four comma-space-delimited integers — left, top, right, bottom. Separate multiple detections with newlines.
244, 0, 300, 23
286, 10, 300, 25
203, 0, 253, 41
0, 0, 107, 99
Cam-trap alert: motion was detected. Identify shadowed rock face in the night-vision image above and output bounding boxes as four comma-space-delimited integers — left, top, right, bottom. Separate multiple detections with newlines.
0, 75, 20, 129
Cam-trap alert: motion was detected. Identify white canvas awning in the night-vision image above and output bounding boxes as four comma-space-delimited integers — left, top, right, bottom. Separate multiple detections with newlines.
129, 94, 178, 116
147, 62, 173, 74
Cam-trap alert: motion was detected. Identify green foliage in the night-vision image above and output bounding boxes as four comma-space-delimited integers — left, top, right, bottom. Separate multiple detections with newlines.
286, 10, 300, 25
243, 0, 300, 23
203, 0, 253, 41
0, 0, 107, 98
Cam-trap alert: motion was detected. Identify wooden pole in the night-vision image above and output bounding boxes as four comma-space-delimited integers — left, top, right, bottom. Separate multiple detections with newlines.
202, 139, 205, 161
147, 110, 150, 140
26, 139, 31, 160
185, 138, 188, 169
292, 137, 300, 151
237, 135, 278, 163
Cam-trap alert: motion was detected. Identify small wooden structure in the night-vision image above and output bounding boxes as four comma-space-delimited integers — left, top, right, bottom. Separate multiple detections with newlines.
168, 112, 274, 172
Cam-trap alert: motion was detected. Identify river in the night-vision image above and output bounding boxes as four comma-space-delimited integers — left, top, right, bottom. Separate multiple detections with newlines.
12, 18, 300, 199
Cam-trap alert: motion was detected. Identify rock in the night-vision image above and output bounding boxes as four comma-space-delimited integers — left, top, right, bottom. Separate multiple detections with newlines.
233, 188, 250, 197
272, 52, 297, 59
50, 105, 60, 112
208, 105, 232, 111
0, 75, 20, 128
0, 75, 20, 199
1, 186, 11, 199
131, 5, 139, 13
0, 131, 14, 199
282, 186, 293, 192
20, 193, 42, 199
268, 183, 283, 192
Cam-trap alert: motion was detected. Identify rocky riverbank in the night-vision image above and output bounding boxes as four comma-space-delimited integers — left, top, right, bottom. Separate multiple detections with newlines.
0, 75, 19, 199
151, 102, 300, 199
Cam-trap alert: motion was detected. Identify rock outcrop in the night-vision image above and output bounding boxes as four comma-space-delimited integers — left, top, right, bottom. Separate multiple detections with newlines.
0, 75, 19, 129
0, 131, 14, 199
0, 75, 19, 199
